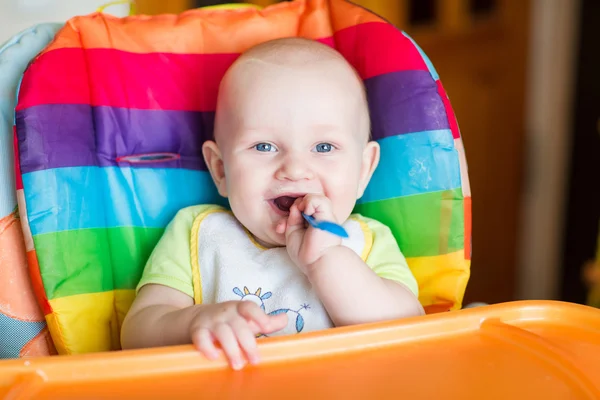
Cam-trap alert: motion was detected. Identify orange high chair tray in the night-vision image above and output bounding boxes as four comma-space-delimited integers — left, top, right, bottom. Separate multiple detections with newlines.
1, 300, 600, 400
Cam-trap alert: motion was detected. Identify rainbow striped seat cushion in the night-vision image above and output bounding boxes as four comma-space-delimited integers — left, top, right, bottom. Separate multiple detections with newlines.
13, 0, 471, 355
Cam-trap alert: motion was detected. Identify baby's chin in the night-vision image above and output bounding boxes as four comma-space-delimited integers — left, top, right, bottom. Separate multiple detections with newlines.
251, 229, 286, 249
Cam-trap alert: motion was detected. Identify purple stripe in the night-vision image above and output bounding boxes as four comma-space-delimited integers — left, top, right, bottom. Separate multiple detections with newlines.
15, 71, 446, 173
16, 105, 212, 174
366, 70, 449, 139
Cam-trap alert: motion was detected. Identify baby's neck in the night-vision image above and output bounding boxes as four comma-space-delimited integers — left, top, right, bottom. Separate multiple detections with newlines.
247, 231, 284, 250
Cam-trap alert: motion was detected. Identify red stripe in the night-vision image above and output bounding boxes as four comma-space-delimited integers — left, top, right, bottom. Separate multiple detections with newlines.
13, 126, 23, 190
27, 250, 52, 316
334, 22, 428, 80
17, 23, 427, 111
17, 49, 239, 112
436, 80, 461, 139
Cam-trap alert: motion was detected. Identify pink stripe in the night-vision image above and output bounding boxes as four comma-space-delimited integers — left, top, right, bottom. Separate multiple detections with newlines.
17, 49, 238, 112
436, 80, 461, 139
334, 22, 428, 79
317, 37, 335, 48
16, 23, 427, 111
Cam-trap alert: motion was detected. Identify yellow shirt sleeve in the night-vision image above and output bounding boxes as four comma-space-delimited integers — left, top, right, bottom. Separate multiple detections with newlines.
353, 214, 420, 298
136, 204, 219, 298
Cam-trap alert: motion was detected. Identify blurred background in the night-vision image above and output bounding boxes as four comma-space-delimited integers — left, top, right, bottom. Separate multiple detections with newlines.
1, 0, 599, 307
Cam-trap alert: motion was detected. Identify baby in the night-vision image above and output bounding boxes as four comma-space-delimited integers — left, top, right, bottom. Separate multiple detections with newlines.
121, 37, 423, 370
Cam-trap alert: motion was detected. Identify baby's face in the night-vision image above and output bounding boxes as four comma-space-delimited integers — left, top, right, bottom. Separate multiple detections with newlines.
206, 57, 378, 247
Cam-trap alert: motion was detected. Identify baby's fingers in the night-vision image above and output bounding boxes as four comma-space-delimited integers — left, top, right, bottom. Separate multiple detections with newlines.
230, 318, 260, 365
262, 312, 288, 335
237, 301, 287, 335
213, 323, 245, 370
286, 201, 304, 232
192, 328, 219, 360
237, 301, 272, 332
302, 194, 334, 220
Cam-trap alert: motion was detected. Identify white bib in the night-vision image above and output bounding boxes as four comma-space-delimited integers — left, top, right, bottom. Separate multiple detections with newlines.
195, 211, 368, 337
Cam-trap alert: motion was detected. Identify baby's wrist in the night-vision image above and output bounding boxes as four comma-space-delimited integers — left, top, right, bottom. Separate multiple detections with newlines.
303, 244, 346, 277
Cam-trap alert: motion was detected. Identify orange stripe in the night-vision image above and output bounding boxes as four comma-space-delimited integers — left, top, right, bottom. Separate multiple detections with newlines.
26, 250, 52, 316
464, 196, 472, 261
39, 0, 335, 56
37, 0, 385, 56
0, 213, 45, 321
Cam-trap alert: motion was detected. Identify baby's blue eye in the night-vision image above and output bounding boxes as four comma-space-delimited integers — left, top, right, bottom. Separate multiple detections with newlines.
255, 143, 275, 152
315, 143, 333, 153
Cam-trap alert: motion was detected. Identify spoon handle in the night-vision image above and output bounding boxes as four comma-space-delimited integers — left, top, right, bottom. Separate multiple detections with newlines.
302, 213, 349, 238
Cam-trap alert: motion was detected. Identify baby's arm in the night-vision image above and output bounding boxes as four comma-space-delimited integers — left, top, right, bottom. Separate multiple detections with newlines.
307, 247, 424, 327
121, 283, 287, 369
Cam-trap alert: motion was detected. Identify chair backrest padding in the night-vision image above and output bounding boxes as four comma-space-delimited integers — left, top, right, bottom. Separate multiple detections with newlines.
14, 0, 471, 355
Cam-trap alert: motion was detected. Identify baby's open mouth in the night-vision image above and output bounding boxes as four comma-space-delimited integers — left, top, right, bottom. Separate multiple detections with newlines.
273, 196, 299, 212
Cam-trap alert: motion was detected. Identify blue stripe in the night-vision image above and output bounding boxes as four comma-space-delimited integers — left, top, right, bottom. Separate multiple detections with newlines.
402, 31, 440, 81
22, 130, 460, 234
358, 129, 461, 204
23, 167, 227, 236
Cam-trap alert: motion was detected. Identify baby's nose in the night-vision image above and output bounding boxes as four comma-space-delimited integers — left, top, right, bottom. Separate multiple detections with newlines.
275, 155, 314, 181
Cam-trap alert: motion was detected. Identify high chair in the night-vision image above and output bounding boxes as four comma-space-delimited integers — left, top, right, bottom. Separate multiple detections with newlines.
0, 23, 63, 359
1, 1, 600, 398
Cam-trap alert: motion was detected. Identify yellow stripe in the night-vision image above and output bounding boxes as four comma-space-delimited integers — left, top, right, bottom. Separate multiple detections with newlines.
406, 250, 470, 311
47, 290, 135, 355
45, 313, 67, 355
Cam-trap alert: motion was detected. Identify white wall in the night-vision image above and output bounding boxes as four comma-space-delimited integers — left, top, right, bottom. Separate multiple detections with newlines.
0, 0, 129, 44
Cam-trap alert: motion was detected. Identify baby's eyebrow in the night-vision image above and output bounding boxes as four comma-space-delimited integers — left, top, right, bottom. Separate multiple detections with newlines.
308, 124, 346, 135
234, 128, 276, 144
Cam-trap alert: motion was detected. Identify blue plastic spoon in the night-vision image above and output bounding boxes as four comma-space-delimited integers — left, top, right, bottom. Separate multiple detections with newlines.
302, 213, 349, 238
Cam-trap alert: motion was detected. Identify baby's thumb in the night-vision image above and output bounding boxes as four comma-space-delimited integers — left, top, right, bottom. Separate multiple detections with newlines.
246, 312, 287, 335
262, 313, 288, 334
285, 204, 304, 238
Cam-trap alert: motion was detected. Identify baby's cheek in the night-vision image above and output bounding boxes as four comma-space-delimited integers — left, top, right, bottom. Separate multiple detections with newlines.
327, 182, 359, 220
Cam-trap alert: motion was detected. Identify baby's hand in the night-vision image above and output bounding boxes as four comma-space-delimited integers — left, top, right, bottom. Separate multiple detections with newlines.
283, 194, 343, 274
189, 301, 287, 370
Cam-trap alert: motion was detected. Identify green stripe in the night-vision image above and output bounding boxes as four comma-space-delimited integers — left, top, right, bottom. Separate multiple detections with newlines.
33, 227, 164, 300
353, 188, 464, 258
33, 190, 466, 299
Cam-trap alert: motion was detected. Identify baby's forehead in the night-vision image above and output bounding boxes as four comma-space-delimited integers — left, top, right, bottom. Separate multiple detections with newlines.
215, 38, 370, 143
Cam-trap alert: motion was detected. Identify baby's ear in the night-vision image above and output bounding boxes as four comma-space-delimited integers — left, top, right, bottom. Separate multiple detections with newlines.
357, 141, 380, 199
202, 140, 228, 197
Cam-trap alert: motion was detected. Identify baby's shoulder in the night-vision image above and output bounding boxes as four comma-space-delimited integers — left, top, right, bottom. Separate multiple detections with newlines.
348, 213, 393, 238
172, 204, 229, 221
167, 204, 234, 232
